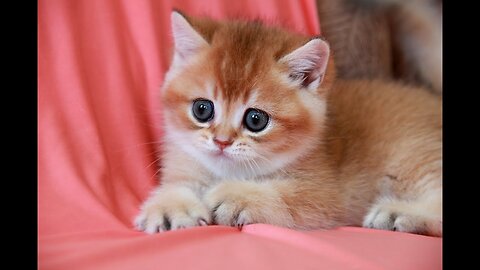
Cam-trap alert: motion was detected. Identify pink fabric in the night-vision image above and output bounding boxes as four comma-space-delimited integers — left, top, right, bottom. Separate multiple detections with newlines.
38, 0, 441, 269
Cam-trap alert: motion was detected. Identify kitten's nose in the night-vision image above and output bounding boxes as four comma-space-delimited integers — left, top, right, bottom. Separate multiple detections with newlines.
213, 137, 233, 150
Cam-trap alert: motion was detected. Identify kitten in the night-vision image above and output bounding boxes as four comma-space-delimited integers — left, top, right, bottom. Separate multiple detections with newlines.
135, 11, 442, 236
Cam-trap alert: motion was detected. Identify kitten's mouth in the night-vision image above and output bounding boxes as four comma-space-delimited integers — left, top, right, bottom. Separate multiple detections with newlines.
212, 149, 233, 160
214, 150, 227, 157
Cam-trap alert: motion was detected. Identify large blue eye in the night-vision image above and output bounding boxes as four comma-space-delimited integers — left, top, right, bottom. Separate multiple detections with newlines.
244, 108, 269, 132
192, 99, 214, 122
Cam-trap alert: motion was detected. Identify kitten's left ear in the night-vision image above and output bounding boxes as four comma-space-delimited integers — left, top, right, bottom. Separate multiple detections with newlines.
279, 38, 330, 91
170, 11, 209, 65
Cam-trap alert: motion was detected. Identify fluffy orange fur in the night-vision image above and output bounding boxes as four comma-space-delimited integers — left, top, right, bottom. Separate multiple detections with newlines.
135, 11, 442, 236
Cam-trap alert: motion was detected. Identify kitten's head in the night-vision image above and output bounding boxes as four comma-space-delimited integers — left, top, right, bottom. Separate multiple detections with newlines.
162, 11, 334, 179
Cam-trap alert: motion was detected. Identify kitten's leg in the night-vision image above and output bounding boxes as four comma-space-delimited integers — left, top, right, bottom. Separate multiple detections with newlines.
204, 179, 344, 229
363, 176, 442, 236
135, 184, 211, 233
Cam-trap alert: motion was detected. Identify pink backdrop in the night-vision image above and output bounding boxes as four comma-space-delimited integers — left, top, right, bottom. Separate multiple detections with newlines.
38, 0, 441, 269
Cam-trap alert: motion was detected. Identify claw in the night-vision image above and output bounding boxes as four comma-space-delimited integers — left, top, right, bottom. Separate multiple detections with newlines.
163, 215, 171, 231
198, 218, 208, 226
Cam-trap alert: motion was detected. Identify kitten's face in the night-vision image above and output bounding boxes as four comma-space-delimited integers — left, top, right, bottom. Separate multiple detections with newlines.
161, 13, 331, 179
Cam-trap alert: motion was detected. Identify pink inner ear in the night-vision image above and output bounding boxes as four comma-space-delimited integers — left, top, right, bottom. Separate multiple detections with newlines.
279, 38, 330, 88
171, 12, 209, 60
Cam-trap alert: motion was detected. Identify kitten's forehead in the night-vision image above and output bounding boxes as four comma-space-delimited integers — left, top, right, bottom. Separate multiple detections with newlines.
212, 51, 262, 103
209, 23, 280, 102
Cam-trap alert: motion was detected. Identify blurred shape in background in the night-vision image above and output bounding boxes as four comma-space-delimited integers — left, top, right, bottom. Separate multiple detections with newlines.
316, 0, 442, 93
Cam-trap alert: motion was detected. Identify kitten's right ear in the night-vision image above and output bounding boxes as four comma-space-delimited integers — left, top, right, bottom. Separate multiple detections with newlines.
171, 11, 209, 62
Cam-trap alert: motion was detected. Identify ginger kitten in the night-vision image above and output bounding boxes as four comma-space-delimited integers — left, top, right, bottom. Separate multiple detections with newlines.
135, 11, 442, 236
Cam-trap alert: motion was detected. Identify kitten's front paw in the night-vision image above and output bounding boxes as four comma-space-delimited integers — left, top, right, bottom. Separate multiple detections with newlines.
135, 186, 210, 234
205, 181, 294, 228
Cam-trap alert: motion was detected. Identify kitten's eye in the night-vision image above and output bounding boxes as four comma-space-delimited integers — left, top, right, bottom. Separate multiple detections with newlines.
192, 99, 214, 122
244, 108, 269, 132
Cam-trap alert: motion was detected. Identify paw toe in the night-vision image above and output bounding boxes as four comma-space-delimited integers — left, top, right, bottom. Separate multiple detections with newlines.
134, 214, 147, 231
143, 218, 163, 234
372, 212, 397, 230
235, 211, 251, 228
393, 215, 421, 233
363, 208, 398, 231
169, 215, 197, 230
211, 202, 234, 225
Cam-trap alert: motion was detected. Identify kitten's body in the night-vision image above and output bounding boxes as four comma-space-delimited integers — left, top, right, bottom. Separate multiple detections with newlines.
327, 79, 441, 233
135, 12, 441, 236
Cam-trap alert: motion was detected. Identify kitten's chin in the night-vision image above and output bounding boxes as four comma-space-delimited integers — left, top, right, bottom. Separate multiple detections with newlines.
205, 158, 259, 179
202, 150, 292, 180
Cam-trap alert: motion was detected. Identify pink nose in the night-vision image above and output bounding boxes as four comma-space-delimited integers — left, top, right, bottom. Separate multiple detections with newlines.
213, 138, 233, 150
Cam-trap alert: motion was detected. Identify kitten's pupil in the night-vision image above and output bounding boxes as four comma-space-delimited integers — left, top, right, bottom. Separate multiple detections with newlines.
192, 99, 214, 122
251, 114, 260, 125
198, 104, 207, 114
244, 108, 269, 132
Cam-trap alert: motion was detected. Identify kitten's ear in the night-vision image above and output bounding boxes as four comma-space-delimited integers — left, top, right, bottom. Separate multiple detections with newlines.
279, 38, 330, 91
171, 11, 209, 63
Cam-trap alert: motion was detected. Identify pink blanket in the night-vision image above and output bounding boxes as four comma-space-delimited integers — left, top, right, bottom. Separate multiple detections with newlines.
38, 0, 442, 269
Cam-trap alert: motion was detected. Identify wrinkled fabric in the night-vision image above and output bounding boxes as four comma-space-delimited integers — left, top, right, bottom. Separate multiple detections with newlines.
38, 0, 441, 269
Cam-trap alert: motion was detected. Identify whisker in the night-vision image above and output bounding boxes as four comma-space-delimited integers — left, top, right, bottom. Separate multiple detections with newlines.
113, 141, 162, 156
151, 166, 163, 182
240, 158, 253, 179
248, 158, 262, 178
145, 156, 161, 170
246, 159, 257, 179
254, 153, 292, 179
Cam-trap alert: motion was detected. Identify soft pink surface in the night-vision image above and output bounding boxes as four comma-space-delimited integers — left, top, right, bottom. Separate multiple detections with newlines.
38, 0, 441, 269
